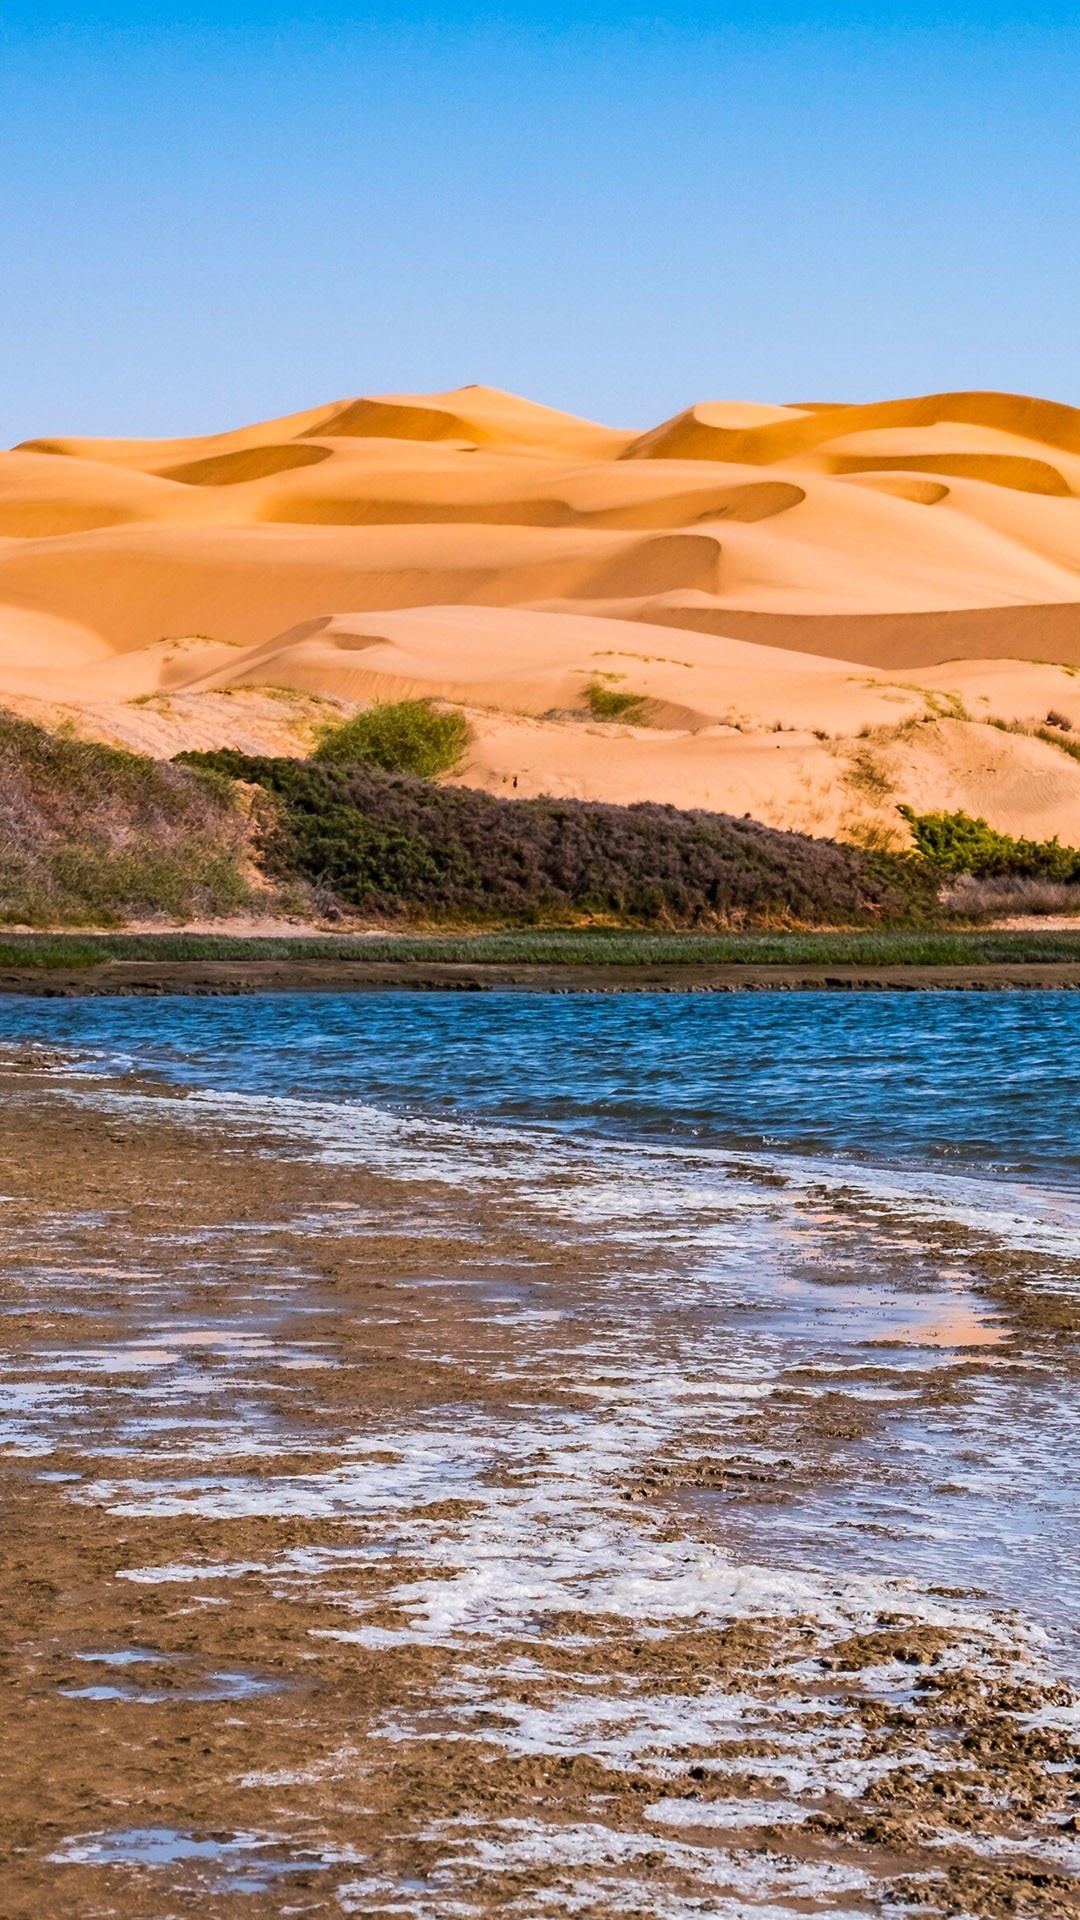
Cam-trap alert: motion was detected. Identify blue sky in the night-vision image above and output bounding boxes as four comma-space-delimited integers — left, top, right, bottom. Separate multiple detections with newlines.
1, 4, 1078, 441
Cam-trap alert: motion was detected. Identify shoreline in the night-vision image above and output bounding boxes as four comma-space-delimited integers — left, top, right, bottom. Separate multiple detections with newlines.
5, 956, 1080, 993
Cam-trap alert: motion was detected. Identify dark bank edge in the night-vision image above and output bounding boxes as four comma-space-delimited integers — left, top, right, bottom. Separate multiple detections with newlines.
4, 957, 1080, 995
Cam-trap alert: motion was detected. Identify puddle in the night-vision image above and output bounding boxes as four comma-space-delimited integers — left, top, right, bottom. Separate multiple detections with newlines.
63, 1648, 280, 1703
48, 1826, 329, 1891
34, 1322, 337, 1376
75, 1648, 167, 1666
61, 1667, 280, 1703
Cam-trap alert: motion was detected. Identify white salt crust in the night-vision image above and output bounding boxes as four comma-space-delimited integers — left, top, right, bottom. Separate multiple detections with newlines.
69, 1080, 1080, 1261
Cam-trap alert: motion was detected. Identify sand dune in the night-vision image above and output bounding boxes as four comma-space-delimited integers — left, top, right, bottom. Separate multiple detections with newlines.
6, 381, 1080, 847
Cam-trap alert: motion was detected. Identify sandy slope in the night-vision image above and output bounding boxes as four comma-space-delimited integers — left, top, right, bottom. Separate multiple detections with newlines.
5, 381, 1080, 843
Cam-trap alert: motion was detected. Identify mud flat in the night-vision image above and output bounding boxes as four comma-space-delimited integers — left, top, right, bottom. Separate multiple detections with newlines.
8, 956, 1080, 995
0, 1045, 1078, 1917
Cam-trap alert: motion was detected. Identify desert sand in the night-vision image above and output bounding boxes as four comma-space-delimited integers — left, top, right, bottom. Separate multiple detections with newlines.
6, 382, 1080, 843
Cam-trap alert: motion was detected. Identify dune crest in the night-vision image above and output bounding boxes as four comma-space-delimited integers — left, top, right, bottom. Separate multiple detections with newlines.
6, 381, 1080, 848
623, 388, 1080, 466
161, 445, 333, 487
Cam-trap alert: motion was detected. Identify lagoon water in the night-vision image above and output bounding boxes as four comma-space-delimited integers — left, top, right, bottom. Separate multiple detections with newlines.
3, 988, 1078, 1187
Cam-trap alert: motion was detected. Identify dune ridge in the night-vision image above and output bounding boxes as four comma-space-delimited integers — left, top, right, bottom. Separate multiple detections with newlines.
5, 381, 1080, 850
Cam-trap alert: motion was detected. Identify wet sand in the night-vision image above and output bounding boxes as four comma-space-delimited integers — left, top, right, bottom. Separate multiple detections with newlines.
6, 957, 1080, 995
0, 1050, 1077, 1916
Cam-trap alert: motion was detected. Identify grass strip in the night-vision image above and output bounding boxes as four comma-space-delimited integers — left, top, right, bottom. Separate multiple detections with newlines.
2, 928, 1080, 969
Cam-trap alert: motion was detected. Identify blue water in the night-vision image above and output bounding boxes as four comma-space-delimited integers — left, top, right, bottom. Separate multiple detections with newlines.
2, 989, 1077, 1188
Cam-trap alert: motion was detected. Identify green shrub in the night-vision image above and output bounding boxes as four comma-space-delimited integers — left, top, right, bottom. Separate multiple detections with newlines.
313, 700, 470, 777
180, 750, 941, 926
899, 804, 1080, 880
584, 682, 650, 722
